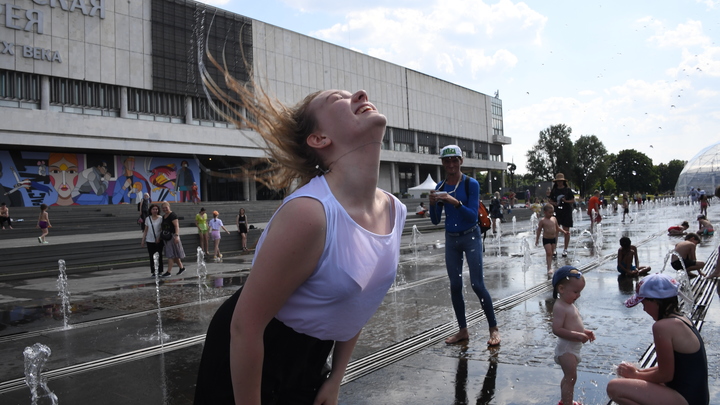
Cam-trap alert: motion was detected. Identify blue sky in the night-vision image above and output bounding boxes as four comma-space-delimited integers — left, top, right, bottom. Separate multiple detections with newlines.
197, 0, 720, 174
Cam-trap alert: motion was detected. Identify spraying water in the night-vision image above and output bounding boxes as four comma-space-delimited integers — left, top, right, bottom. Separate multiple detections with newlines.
520, 237, 531, 273
153, 252, 168, 346
24, 343, 58, 405
56, 259, 71, 330
511, 216, 516, 235
196, 247, 208, 302
529, 212, 538, 234
661, 250, 696, 314
411, 225, 421, 259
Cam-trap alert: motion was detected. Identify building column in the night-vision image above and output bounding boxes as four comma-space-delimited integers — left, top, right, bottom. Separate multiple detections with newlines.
388, 128, 395, 151
436, 166, 442, 183
201, 168, 208, 202
501, 171, 506, 191
390, 162, 397, 194
488, 170, 493, 194
250, 179, 257, 201
40, 76, 50, 110
243, 176, 250, 201
414, 164, 421, 186
119, 87, 128, 118
185, 96, 193, 124
413, 130, 419, 154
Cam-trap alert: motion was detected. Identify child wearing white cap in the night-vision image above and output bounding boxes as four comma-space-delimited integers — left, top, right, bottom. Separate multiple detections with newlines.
607, 273, 709, 405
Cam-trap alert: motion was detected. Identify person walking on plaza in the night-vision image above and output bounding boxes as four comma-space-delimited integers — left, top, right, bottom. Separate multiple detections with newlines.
209, 210, 231, 262
0, 202, 12, 229
536, 204, 568, 275
607, 273, 708, 405
587, 189, 602, 233
138, 192, 150, 231
160, 201, 185, 277
236, 207, 249, 251
195, 207, 210, 256
429, 144, 500, 347
141, 204, 164, 277
36, 204, 51, 244
549, 173, 575, 257
622, 192, 632, 223
194, 86, 406, 405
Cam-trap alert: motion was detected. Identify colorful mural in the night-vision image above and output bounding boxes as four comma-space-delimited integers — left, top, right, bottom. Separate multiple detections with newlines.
0, 151, 200, 207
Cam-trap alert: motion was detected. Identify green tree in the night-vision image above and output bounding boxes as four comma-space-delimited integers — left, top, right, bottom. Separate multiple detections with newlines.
656, 159, 686, 193
572, 135, 608, 196
526, 124, 576, 182
603, 177, 617, 194
608, 149, 659, 193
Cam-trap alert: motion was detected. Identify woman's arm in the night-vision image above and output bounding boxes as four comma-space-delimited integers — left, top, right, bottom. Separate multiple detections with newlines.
141, 220, 149, 246
230, 197, 326, 405
313, 331, 362, 405
619, 322, 675, 383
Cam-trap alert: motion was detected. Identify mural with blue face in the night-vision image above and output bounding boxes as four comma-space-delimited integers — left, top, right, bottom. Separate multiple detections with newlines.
0, 151, 201, 207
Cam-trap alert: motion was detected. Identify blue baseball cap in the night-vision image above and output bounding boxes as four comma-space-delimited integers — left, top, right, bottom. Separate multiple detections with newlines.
552, 265, 582, 297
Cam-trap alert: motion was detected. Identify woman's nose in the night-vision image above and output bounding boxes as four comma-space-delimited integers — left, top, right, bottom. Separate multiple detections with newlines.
353, 90, 368, 103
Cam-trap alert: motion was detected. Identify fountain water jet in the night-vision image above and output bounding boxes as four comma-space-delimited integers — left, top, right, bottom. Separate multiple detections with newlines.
56, 259, 71, 330
24, 343, 58, 405
196, 247, 208, 302
152, 252, 169, 346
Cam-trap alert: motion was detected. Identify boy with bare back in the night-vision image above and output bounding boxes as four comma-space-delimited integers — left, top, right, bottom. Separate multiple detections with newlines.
552, 266, 595, 405
617, 237, 651, 277
671, 233, 705, 277
536, 204, 569, 275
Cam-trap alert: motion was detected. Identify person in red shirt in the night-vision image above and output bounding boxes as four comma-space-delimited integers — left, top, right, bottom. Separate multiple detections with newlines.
587, 190, 602, 233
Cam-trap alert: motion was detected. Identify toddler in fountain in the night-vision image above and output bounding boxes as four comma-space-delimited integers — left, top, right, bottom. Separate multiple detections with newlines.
552, 265, 596, 405
536, 204, 569, 275
617, 237, 651, 277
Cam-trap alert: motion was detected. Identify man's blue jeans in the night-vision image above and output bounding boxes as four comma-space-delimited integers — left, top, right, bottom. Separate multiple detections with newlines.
445, 226, 497, 329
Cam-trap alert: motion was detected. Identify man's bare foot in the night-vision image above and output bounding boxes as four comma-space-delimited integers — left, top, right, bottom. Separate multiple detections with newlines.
487, 328, 501, 346
638, 267, 651, 276
547, 269, 554, 276
445, 328, 469, 344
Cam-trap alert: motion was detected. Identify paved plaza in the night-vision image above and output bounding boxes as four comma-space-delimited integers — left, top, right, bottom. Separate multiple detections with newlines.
0, 200, 719, 404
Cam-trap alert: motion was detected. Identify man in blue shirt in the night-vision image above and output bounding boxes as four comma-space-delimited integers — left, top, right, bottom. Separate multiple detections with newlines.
429, 145, 500, 346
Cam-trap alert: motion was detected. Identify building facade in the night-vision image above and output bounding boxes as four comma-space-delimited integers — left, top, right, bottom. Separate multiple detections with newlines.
0, 0, 510, 207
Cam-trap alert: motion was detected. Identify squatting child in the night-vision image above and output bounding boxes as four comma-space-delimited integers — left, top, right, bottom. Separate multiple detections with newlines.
617, 237, 651, 277
536, 204, 569, 275
552, 265, 596, 405
697, 214, 714, 236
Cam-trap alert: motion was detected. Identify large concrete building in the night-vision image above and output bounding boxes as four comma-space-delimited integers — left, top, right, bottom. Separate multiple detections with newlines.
0, 0, 510, 207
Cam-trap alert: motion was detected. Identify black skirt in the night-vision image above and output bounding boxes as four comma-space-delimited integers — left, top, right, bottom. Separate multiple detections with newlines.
194, 287, 334, 405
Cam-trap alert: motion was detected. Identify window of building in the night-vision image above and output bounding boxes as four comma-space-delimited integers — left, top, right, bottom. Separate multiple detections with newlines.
393, 128, 415, 153
417, 131, 436, 155
128, 88, 185, 117
0, 69, 40, 101
50, 77, 119, 110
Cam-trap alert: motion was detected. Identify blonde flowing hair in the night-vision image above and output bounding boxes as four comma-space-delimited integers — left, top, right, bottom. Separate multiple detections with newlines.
199, 25, 325, 190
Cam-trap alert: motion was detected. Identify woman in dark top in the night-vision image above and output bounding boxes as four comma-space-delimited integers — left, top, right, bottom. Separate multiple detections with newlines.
607, 273, 708, 405
160, 201, 185, 277
548, 173, 574, 257
236, 207, 249, 251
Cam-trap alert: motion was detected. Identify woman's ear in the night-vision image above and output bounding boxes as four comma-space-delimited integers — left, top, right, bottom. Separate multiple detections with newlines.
307, 132, 331, 149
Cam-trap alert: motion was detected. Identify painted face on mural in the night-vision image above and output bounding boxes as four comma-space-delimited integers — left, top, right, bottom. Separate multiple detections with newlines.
49, 157, 79, 199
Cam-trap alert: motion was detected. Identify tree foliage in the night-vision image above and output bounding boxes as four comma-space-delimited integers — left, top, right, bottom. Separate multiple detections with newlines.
608, 149, 659, 193
656, 159, 686, 192
572, 135, 608, 196
526, 124, 576, 182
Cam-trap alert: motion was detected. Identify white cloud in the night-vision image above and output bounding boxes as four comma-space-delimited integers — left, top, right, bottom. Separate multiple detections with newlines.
309, 0, 545, 81
648, 20, 710, 48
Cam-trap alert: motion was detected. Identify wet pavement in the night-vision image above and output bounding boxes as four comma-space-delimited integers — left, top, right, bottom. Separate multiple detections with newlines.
1, 201, 719, 404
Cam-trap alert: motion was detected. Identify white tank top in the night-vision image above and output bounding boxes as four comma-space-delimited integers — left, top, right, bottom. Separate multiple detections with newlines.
252, 176, 407, 341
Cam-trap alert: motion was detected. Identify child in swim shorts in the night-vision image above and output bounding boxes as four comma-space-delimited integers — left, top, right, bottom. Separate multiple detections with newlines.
552, 266, 596, 405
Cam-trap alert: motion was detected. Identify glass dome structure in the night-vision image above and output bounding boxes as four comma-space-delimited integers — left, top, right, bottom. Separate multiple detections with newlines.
675, 141, 720, 197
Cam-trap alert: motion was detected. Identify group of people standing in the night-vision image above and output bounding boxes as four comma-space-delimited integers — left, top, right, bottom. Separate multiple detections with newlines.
194, 207, 249, 262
